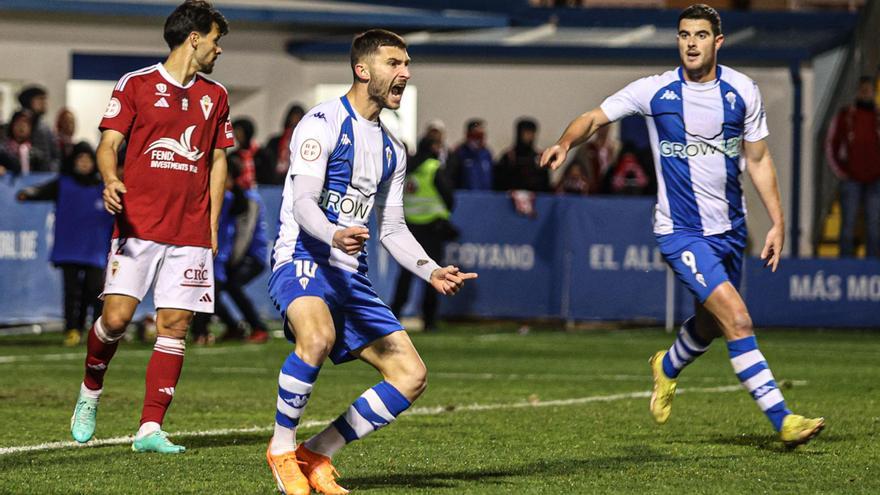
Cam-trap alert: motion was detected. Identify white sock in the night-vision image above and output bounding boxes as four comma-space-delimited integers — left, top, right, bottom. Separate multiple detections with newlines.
136, 421, 161, 440
80, 382, 102, 400
270, 424, 296, 456
304, 426, 346, 458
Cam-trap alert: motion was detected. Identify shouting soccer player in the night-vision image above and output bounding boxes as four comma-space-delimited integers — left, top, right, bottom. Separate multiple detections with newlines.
541, 4, 824, 447
265, 30, 477, 495
69, 0, 233, 453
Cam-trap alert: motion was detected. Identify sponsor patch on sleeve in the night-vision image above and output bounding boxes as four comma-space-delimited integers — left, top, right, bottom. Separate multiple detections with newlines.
104, 97, 121, 118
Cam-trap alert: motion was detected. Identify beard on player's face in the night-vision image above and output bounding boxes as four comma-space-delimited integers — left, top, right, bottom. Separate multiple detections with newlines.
367, 71, 396, 110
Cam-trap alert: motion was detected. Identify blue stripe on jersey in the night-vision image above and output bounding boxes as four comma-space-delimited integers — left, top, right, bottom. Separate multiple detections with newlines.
719, 79, 746, 226
292, 114, 355, 264
340, 95, 357, 120
650, 81, 702, 232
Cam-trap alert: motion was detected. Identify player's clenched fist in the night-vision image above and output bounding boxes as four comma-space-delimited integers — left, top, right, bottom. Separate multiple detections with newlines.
540, 144, 569, 171
430, 265, 478, 296
103, 178, 127, 214
332, 226, 370, 255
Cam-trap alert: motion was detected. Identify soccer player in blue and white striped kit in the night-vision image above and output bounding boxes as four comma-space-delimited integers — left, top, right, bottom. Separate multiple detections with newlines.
542, 4, 824, 447
264, 30, 477, 495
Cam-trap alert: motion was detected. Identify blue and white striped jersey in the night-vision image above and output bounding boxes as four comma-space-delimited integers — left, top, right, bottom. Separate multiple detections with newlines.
272, 96, 407, 273
600, 65, 769, 236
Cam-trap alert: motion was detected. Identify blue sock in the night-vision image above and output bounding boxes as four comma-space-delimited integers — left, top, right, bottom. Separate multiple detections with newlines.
271, 352, 320, 455
661, 317, 711, 379
305, 381, 411, 457
727, 336, 791, 431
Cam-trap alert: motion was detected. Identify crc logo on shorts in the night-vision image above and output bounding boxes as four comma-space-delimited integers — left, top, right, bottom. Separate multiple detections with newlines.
111, 260, 120, 277
182, 260, 211, 288
300, 139, 321, 161
293, 259, 317, 290
104, 98, 121, 118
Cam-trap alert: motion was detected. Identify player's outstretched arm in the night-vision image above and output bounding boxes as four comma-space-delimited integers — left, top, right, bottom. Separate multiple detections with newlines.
209, 149, 228, 257
96, 129, 127, 214
744, 139, 785, 272
540, 108, 611, 170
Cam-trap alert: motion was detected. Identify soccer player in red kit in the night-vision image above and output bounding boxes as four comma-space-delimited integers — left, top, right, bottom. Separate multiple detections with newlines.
69, 0, 233, 453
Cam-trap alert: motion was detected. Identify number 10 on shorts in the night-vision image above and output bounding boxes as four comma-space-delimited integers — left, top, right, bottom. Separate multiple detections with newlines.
294, 260, 317, 290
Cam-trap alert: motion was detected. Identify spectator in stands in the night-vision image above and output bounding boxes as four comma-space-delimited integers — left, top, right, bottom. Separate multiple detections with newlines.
448, 118, 493, 190
391, 133, 457, 331
574, 123, 620, 194
826, 76, 880, 257
424, 119, 450, 166
17, 85, 60, 171
17, 142, 114, 346
260, 103, 305, 185
605, 145, 653, 195
56, 108, 77, 162
230, 117, 263, 190
555, 160, 590, 195
494, 117, 550, 192
1, 110, 49, 174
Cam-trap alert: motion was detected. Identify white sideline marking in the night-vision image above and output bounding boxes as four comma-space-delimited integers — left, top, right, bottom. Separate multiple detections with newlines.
0, 384, 749, 456
0, 345, 263, 364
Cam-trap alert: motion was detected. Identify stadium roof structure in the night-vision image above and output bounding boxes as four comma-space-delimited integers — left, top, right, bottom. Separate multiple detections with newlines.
288, 8, 858, 66
0, 0, 508, 30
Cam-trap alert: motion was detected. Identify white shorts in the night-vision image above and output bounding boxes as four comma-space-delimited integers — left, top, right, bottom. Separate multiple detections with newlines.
102, 237, 214, 313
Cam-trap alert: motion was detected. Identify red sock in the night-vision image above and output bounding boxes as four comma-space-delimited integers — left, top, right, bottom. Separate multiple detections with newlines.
83, 317, 121, 391
140, 336, 186, 426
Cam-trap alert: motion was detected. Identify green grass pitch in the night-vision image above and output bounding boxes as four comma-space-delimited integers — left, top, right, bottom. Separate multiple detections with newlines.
0, 324, 877, 494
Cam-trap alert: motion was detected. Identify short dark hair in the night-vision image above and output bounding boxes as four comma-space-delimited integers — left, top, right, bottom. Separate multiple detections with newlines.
679, 4, 722, 36
350, 29, 407, 79
163, 0, 229, 50
17, 85, 47, 110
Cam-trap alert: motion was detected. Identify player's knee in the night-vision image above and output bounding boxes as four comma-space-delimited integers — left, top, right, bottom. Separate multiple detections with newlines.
389, 360, 427, 399
730, 311, 753, 338
296, 329, 335, 363
159, 321, 189, 340
100, 312, 130, 336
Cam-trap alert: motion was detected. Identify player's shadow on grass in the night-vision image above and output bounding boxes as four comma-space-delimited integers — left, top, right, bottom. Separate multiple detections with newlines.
343, 449, 743, 491
702, 433, 843, 452
182, 432, 270, 449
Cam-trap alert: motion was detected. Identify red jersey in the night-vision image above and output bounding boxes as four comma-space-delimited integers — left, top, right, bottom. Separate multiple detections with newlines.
100, 63, 234, 247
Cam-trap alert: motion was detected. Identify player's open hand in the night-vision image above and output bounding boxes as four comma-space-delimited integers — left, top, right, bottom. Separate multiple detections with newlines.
430, 265, 478, 296
103, 179, 127, 214
761, 224, 784, 272
540, 144, 569, 171
333, 226, 370, 255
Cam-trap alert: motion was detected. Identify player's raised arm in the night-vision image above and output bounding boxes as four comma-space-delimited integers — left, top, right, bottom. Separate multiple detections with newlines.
375, 153, 476, 295
96, 129, 127, 214
540, 108, 610, 171
744, 138, 784, 272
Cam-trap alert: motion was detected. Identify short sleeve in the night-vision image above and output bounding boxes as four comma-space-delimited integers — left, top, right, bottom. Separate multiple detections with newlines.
600, 77, 651, 122
287, 112, 335, 181
743, 81, 769, 142
214, 93, 234, 150
99, 81, 137, 136
376, 151, 407, 208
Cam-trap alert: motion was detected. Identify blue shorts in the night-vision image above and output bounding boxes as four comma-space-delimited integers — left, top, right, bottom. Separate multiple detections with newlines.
268, 259, 403, 364
656, 228, 747, 303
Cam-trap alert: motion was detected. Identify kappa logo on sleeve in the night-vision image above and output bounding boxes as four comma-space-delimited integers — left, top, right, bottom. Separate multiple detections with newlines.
300, 139, 322, 161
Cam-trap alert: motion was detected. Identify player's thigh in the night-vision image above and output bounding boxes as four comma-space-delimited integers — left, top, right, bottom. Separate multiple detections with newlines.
657, 233, 728, 304
153, 244, 215, 314
286, 296, 337, 350
702, 282, 752, 340
353, 330, 427, 400
156, 308, 194, 339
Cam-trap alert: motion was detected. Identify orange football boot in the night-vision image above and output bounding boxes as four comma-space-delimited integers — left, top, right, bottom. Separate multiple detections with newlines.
295, 444, 350, 495
266, 442, 311, 495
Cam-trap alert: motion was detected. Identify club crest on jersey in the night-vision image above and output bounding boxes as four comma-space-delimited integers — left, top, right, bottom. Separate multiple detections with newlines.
200, 95, 213, 120
385, 146, 392, 164
154, 97, 170, 108
181, 97, 189, 111
725, 91, 737, 110
155, 83, 169, 96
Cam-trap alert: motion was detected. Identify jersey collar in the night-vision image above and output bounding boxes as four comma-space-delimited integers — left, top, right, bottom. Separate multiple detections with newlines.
157, 63, 197, 90
340, 95, 381, 127
678, 65, 722, 90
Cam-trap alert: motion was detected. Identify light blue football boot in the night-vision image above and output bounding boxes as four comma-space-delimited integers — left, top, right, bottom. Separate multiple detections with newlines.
70, 393, 99, 443
132, 430, 186, 454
